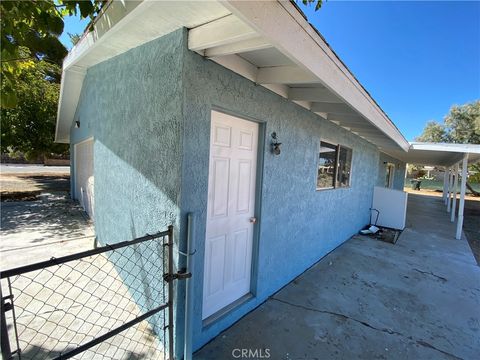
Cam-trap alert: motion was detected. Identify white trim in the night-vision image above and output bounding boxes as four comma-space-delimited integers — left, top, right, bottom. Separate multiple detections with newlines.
447, 168, 453, 213
456, 154, 468, 240
450, 163, 459, 222
204, 37, 271, 58
410, 142, 480, 154
189, 14, 257, 52
222, 0, 410, 151
443, 168, 448, 204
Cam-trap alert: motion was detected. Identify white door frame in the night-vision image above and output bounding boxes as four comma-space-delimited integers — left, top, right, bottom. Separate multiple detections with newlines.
202, 109, 264, 322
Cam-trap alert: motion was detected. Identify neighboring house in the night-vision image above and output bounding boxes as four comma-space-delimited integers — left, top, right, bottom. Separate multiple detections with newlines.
54, 1, 461, 357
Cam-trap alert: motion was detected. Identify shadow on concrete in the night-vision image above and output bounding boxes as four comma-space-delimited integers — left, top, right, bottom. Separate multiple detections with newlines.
0, 196, 88, 243
24, 175, 70, 192
8, 343, 151, 360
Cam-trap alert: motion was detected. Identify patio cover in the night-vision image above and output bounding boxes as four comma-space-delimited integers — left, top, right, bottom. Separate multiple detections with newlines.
389, 142, 480, 241
387, 142, 480, 167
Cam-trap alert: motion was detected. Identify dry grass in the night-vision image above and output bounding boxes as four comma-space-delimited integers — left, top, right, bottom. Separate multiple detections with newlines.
404, 187, 480, 202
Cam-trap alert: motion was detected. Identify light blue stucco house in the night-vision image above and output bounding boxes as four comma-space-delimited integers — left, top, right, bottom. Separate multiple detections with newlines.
55, 1, 411, 358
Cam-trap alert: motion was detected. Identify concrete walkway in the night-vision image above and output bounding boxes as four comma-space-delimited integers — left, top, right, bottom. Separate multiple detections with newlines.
0, 193, 95, 270
1, 193, 165, 359
195, 194, 480, 360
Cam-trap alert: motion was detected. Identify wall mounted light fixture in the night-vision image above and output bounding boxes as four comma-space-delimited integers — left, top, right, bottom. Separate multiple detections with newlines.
271, 132, 282, 155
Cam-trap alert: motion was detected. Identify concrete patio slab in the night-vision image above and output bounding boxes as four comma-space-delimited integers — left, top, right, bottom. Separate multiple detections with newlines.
194, 194, 480, 360
0, 193, 95, 270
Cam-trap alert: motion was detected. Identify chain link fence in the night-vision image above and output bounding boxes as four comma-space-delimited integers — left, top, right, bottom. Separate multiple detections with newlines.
1, 228, 174, 360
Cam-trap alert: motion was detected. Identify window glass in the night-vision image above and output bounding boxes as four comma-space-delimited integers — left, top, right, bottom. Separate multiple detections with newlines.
317, 142, 337, 189
337, 146, 352, 187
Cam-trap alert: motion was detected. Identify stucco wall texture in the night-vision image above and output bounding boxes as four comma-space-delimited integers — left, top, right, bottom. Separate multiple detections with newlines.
70, 28, 406, 356
180, 34, 383, 351
71, 30, 184, 243
70, 30, 185, 353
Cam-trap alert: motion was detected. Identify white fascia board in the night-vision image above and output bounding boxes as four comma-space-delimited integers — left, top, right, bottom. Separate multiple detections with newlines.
63, 1, 146, 70
55, 67, 86, 143
56, 0, 149, 143
223, 0, 410, 151
409, 142, 480, 154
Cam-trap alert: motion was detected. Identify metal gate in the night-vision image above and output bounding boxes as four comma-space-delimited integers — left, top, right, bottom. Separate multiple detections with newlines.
1, 225, 185, 359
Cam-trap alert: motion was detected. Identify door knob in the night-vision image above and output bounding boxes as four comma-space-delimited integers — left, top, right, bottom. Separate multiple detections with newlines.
249, 217, 257, 224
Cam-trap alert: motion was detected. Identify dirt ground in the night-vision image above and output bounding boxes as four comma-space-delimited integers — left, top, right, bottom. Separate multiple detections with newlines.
405, 187, 480, 265
1, 167, 70, 201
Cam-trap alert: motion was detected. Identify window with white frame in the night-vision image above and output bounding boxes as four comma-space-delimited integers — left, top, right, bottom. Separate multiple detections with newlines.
317, 141, 353, 190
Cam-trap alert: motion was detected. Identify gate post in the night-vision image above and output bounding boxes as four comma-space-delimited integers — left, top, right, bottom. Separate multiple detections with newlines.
167, 225, 174, 360
0, 285, 13, 360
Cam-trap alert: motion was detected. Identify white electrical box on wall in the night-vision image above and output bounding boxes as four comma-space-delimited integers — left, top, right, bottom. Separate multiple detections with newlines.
371, 186, 408, 230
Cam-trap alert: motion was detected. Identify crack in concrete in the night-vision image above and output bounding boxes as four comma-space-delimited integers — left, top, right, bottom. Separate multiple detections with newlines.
272, 297, 402, 335
412, 268, 448, 282
416, 340, 463, 360
271, 297, 463, 359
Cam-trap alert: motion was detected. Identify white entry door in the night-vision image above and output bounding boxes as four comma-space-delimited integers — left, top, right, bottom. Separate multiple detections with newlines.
202, 111, 259, 319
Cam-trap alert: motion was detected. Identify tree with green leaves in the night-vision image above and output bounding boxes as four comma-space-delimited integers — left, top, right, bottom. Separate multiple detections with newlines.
415, 121, 448, 143
415, 101, 480, 144
416, 100, 480, 190
302, 0, 325, 11
1, 57, 69, 159
1, 1, 104, 159
1, 0, 104, 107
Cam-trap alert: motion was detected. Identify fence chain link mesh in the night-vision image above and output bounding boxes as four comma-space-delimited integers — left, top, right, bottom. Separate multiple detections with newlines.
1, 231, 171, 360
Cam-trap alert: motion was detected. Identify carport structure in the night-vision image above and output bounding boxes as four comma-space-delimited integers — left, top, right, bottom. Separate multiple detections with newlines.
388, 142, 480, 240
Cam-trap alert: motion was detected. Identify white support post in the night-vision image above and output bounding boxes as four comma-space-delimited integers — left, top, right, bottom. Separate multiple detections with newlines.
447, 167, 453, 212
443, 168, 448, 203
456, 154, 468, 240
450, 163, 459, 222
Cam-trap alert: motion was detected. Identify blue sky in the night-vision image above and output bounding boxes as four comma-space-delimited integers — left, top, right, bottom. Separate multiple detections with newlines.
60, 1, 480, 141
298, 0, 480, 140
59, 13, 89, 49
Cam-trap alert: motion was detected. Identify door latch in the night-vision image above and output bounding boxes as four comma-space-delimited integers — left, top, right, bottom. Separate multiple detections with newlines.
163, 270, 192, 283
